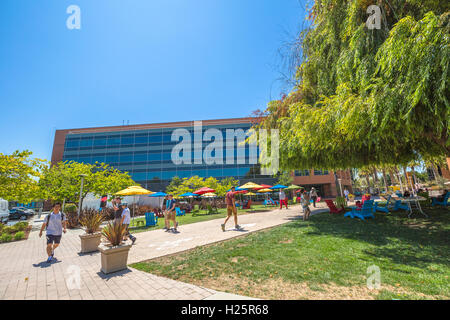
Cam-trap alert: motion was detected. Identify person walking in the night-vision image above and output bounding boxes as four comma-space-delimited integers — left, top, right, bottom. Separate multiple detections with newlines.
39, 203, 67, 263
112, 197, 123, 224
301, 190, 311, 220
309, 187, 318, 208
164, 194, 178, 232
120, 203, 136, 245
222, 187, 241, 231
279, 189, 288, 209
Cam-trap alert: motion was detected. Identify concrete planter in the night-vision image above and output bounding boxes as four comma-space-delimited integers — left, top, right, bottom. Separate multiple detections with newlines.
98, 243, 131, 274
79, 232, 102, 253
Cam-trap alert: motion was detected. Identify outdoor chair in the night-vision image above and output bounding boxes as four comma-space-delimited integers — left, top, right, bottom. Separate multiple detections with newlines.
374, 195, 392, 214
243, 200, 252, 210
175, 207, 185, 216
345, 200, 375, 220
325, 199, 345, 214
145, 212, 158, 227
431, 193, 449, 207
392, 200, 409, 211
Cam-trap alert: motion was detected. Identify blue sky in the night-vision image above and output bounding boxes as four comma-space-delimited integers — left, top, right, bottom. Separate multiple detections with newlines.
0, 0, 307, 161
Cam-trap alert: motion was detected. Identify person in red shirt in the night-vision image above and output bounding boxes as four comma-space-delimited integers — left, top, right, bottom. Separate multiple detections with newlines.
221, 187, 241, 231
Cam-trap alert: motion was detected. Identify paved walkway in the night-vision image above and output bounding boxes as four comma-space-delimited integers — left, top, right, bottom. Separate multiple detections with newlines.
0, 204, 328, 300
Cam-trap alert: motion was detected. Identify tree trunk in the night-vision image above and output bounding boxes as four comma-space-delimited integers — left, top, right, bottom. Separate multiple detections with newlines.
382, 169, 388, 191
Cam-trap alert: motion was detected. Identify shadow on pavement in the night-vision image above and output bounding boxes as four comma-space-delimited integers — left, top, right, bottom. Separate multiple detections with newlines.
96, 268, 132, 280
32, 258, 62, 268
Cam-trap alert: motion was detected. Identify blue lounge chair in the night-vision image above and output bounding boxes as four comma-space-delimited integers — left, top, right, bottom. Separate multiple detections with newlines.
374, 195, 392, 213
145, 212, 158, 227
175, 207, 186, 216
392, 200, 409, 211
345, 200, 375, 220
431, 193, 449, 207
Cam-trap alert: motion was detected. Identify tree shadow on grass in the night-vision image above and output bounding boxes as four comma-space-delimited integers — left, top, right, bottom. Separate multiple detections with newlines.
286, 210, 450, 269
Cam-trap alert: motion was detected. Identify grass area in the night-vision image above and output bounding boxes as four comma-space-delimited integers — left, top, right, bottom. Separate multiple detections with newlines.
128, 204, 279, 233
131, 206, 450, 300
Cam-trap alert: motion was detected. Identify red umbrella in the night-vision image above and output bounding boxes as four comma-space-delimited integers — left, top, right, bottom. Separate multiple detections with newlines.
193, 187, 216, 195
254, 184, 273, 190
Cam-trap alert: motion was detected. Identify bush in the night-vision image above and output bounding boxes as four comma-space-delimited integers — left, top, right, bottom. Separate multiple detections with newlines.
0, 233, 13, 243
64, 203, 78, 213
2, 226, 14, 234
13, 221, 28, 232
13, 231, 25, 241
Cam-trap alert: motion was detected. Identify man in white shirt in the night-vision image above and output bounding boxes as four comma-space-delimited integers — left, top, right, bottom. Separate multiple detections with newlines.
39, 202, 67, 263
120, 203, 136, 244
344, 188, 350, 201
279, 189, 288, 209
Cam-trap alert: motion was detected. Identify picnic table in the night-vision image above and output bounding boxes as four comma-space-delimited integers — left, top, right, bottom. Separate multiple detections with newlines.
395, 196, 428, 218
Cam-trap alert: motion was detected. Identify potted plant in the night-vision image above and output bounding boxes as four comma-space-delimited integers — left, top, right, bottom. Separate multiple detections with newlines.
98, 221, 131, 274
79, 209, 104, 253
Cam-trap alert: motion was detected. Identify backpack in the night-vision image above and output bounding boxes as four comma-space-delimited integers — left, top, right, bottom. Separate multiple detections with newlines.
46, 212, 65, 229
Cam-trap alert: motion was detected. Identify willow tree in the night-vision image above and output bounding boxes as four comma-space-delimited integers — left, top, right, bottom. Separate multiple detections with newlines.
257, 0, 449, 172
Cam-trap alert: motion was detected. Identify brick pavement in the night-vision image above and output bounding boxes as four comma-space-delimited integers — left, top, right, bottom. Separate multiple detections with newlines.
0, 204, 327, 300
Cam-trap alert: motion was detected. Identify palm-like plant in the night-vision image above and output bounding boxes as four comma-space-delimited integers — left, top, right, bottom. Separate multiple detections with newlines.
101, 221, 127, 246
79, 209, 104, 234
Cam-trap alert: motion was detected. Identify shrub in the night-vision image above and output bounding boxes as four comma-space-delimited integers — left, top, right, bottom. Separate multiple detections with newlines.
79, 209, 104, 234
2, 226, 14, 234
13, 221, 28, 232
64, 203, 78, 213
13, 231, 25, 241
101, 221, 127, 246
0, 233, 13, 243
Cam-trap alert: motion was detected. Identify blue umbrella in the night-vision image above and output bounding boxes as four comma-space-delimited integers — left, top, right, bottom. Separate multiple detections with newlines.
270, 184, 287, 190
227, 187, 247, 192
149, 192, 167, 197
179, 192, 198, 197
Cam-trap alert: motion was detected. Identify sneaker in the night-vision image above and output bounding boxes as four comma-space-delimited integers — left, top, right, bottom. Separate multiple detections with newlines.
235, 225, 242, 230
221, 224, 225, 232
46, 255, 53, 263
131, 237, 136, 245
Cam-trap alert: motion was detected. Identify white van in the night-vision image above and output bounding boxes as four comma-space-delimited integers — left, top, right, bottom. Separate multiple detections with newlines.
0, 198, 9, 224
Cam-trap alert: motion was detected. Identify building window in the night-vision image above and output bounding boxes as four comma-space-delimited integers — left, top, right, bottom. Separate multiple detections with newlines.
294, 170, 310, 176
314, 169, 329, 175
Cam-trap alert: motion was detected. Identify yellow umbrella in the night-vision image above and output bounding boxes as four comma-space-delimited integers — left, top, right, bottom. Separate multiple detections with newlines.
257, 188, 273, 193
202, 192, 217, 198
244, 192, 256, 196
115, 185, 153, 196
115, 186, 153, 220
239, 182, 263, 189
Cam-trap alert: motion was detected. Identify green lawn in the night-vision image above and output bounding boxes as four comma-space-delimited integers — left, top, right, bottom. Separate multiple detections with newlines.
132, 206, 450, 300
127, 204, 279, 233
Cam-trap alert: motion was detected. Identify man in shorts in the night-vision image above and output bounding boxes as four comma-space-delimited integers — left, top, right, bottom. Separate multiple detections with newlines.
120, 203, 136, 244
164, 194, 178, 232
112, 197, 123, 224
221, 187, 241, 231
39, 202, 67, 263
301, 189, 311, 220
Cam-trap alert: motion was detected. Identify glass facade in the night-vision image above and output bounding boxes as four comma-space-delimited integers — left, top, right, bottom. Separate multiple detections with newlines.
62, 122, 275, 190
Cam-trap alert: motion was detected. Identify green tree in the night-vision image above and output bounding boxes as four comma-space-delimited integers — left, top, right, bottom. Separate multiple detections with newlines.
257, 1, 449, 171
39, 161, 134, 206
0, 150, 46, 202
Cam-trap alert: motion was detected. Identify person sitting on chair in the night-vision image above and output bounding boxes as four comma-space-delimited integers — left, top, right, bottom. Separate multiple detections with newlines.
431, 189, 448, 203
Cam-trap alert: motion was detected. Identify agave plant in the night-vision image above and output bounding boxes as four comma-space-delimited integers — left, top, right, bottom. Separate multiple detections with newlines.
79, 209, 104, 234
101, 221, 127, 246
